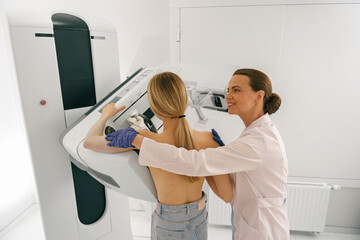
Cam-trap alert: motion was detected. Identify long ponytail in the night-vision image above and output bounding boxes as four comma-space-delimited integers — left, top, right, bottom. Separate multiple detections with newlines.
147, 72, 200, 183
174, 117, 199, 183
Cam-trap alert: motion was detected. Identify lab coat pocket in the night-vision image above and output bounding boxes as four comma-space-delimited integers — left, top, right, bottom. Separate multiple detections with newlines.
155, 227, 186, 240
238, 214, 261, 239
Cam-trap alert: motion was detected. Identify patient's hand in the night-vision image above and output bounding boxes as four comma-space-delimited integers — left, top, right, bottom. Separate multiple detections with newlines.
102, 103, 125, 119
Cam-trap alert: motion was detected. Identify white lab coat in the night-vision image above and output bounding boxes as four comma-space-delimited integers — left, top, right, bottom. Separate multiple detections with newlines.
138, 114, 289, 240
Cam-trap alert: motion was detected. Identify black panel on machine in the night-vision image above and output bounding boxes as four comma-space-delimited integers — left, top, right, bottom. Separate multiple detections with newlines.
52, 13, 97, 110
52, 13, 105, 225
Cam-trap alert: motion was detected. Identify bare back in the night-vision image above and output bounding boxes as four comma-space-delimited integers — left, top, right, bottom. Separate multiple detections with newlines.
138, 129, 219, 205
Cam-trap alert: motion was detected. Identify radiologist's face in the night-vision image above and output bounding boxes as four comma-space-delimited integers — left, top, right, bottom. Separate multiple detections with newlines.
225, 75, 258, 116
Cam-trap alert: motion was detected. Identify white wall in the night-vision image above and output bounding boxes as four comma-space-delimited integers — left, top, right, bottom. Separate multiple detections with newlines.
0, 0, 170, 232
0, 3, 37, 231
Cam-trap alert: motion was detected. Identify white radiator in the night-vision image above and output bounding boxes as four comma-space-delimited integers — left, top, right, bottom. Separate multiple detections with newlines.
208, 188, 232, 226
287, 182, 336, 232
208, 182, 339, 232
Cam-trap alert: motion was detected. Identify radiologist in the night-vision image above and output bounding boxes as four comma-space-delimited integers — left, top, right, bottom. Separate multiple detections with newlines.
107, 68, 290, 240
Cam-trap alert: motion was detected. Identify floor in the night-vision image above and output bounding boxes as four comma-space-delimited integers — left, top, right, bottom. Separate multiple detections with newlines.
1, 205, 359, 240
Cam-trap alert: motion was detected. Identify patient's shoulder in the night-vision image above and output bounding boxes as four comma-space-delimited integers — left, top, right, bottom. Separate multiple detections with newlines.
193, 130, 219, 149
137, 129, 157, 139
137, 130, 175, 145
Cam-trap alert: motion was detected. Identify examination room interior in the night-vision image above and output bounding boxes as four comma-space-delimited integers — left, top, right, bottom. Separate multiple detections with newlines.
1, 0, 360, 240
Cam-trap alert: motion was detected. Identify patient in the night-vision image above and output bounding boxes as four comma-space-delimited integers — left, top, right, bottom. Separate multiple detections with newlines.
83, 72, 233, 240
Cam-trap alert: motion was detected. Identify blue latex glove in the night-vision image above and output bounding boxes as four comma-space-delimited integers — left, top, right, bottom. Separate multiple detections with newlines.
105, 127, 139, 148
212, 129, 225, 146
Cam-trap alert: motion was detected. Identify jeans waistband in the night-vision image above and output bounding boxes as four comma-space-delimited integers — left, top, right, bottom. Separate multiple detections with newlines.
155, 192, 207, 218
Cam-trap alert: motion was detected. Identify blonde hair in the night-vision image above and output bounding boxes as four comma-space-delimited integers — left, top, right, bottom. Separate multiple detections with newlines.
147, 72, 199, 183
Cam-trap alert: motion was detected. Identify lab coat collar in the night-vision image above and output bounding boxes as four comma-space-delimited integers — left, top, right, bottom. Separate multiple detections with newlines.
245, 113, 271, 131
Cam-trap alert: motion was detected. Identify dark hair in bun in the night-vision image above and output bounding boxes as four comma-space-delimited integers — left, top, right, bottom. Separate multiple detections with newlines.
233, 69, 281, 115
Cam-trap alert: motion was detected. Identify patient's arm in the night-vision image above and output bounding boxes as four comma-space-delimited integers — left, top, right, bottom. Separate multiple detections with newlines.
200, 132, 233, 203
83, 104, 134, 153
206, 175, 233, 203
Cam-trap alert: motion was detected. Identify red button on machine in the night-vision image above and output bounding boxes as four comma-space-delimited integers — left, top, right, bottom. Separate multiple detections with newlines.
40, 100, 46, 106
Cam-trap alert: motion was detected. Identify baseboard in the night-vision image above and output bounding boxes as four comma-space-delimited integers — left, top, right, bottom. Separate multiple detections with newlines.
324, 226, 360, 235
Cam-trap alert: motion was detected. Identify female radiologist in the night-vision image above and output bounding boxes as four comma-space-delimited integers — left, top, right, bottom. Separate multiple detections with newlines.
107, 69, 290, 240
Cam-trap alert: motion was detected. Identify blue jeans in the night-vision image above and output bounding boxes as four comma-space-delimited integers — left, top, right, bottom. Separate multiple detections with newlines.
151, 192, 208, 240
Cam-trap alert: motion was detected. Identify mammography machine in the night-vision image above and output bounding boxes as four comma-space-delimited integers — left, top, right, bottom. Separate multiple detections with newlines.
7, 8, 133, 240
8, 7, 239, 240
